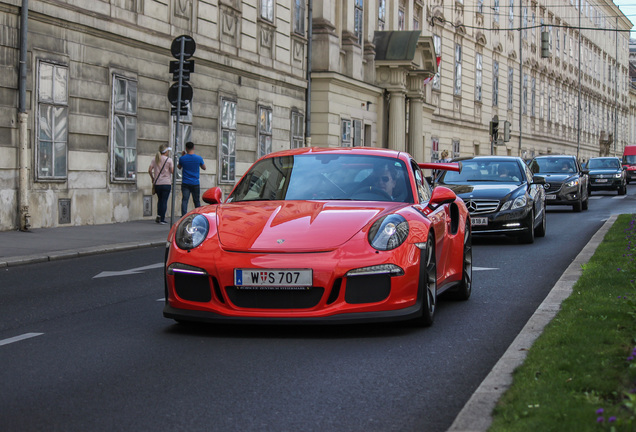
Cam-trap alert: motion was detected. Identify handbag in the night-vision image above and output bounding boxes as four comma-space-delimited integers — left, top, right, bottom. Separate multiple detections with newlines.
152, 157, 169, 195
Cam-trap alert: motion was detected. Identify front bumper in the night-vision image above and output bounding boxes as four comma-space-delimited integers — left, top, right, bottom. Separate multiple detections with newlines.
589, 177, 622, 191
163, 242, 431, 324
469, 206, 532, 236
544, 185, 580, 205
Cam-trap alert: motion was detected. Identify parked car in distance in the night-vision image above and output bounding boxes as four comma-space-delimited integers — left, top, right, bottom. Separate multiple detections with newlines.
621, 145, 636, 184
528, 155, 589, 212
436, 156, 546, 244
163, 147, 473, 327
586, 157, 627, 195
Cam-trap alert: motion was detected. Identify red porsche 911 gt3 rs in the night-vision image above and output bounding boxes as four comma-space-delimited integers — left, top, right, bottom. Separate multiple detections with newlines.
163, 147, 472, 326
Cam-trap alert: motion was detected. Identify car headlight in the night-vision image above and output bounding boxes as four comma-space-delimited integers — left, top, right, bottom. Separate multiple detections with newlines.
368, 214, 409, 251
175, 214, 209, 250
500, 195, 527, 211
565, 178, 579, 187
615, 173, 622, 178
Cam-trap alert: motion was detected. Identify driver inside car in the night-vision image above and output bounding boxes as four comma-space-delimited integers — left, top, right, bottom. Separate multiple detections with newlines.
373, 163, 397, 199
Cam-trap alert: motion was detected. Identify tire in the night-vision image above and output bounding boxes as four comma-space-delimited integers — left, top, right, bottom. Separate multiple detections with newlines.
414, 235, 437, 327
534, 209, 547, 238
519, 210, 535, 244
448, 221, 472, 301
619, 185, 627, 195
582, 196, 588, 210
573, 199, 582, 212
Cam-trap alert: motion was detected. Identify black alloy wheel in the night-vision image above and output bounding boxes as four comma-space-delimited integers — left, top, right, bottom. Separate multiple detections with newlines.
519, 210, 535, 244
414, 234, 437, 326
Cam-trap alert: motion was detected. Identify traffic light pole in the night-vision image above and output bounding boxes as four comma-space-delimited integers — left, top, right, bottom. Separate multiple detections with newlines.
169, 36, 185, 226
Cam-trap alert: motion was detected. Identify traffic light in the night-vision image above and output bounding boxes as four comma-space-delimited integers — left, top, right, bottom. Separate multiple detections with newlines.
168, 35, 196, 117
504, 120, 511, 142
489, 116, 499, 141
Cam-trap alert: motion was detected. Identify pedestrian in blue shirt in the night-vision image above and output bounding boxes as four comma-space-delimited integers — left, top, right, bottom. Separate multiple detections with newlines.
178, 141, 206, 216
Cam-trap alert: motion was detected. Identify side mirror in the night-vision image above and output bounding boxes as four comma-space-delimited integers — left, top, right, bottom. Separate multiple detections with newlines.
532, 175, 546, 185
429, 186, 457, 207
202, 187, 223, 204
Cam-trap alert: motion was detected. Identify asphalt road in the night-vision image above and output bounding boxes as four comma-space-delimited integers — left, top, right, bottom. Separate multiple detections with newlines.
0, 188, 634, 432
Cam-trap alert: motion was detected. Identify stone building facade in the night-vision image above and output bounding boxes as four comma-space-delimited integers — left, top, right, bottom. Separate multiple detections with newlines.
0, 0, 632, 231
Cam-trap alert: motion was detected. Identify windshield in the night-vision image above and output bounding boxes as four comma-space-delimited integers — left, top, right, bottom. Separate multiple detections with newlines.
623, 155, 636, 165
440, 159, 523, 184
530, 158, 576, 174
588, 158, 619, 169
228, 154, 414, 203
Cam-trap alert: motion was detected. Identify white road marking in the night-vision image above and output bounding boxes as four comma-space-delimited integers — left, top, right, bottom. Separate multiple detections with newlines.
157, 298, 165, 302
474, 267, 498, 271
93, 262, 164, 279
0, 333, 43, 347
589, 196, 604, 199
612, 195, 628, 199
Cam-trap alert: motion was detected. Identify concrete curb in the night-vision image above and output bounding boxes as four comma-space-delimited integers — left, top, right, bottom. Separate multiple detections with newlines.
447, 214, 618, 432
0, 240, 166, 268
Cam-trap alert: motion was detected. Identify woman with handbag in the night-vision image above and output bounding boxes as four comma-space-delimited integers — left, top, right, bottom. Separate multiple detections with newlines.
148, 144, 174, 224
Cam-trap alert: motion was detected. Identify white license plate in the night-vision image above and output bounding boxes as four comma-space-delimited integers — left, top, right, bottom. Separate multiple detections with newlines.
595, 179, 608, 183
471, 217, 488, 226
546, 195, 557, 200
234, 269, 313, 287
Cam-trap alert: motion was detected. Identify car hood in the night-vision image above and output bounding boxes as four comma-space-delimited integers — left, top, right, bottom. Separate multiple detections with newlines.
536, 173, 576, 183
443, 183, 522, 199
215, 201, 396, 252
588, 169, 619, 176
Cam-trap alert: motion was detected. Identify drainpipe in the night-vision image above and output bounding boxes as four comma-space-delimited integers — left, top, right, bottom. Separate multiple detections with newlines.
305, 0, 312, 147
18, 0, 30, 231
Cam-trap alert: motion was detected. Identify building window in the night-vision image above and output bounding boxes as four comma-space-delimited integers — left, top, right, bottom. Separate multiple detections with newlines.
494, 0, 499, 24
378, 0, 386, 30
531, 76, 536, 117
433, 35, 441, 91
291, 111, 304, 148
354, 0, 364, 45
293, 0, 305, 35
398, 1, 405, 30
493, 60, 499, 107
507, 67, 514, 110
454, 43, 462, 96
37, 61, 68, 180
431, 137, 439, 162
522, 7, 528, 39
258, 106, 273, 158
341, 119, 352, 146
475, 53, 483, 102
220, 98, 237, 183
452, 140, 460, 158
111, 75, 137, 181
261, 0, 274, 22
353, 120, 362, 146
477, 0, 484, 14
532, 12, 536, 40
522, 74, 528, 115
509, 0, 514, 29
413, 4, 421, 30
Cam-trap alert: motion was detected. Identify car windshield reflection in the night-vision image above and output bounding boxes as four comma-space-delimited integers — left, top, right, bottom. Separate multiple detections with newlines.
227, 154, 414, 203
441, 160, 522, 184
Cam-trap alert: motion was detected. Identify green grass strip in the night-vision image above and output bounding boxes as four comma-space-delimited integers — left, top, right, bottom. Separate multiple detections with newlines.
489, 214, 636, 431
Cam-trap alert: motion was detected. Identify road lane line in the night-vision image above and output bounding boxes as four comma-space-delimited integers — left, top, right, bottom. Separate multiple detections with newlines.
0, 333, 43, 347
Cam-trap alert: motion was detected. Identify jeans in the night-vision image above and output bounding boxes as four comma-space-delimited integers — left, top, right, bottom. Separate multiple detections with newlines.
155, 184, 171, 222
181, 183, 201, 216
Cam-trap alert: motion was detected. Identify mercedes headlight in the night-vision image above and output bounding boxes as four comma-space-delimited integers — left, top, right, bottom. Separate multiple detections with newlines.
500, 195, 527, 211
175, 214, 209, 250
368, 214, 409, 251
565, 178, 579, 187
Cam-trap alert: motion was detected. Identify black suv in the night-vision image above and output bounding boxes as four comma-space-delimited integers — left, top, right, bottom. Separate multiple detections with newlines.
528, 155, 589, 212
586, 157, 627, 195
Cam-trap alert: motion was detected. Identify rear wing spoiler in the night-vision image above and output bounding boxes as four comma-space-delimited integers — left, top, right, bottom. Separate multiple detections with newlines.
418, 162, 462, 172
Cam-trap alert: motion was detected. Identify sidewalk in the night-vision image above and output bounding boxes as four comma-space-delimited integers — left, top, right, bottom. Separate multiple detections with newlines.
0, 220, 170, 267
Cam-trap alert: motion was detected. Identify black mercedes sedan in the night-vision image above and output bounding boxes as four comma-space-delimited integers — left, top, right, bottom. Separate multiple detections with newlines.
528, 155, 589, 212
436, 156, 546, 244
586, 157, 627, 195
